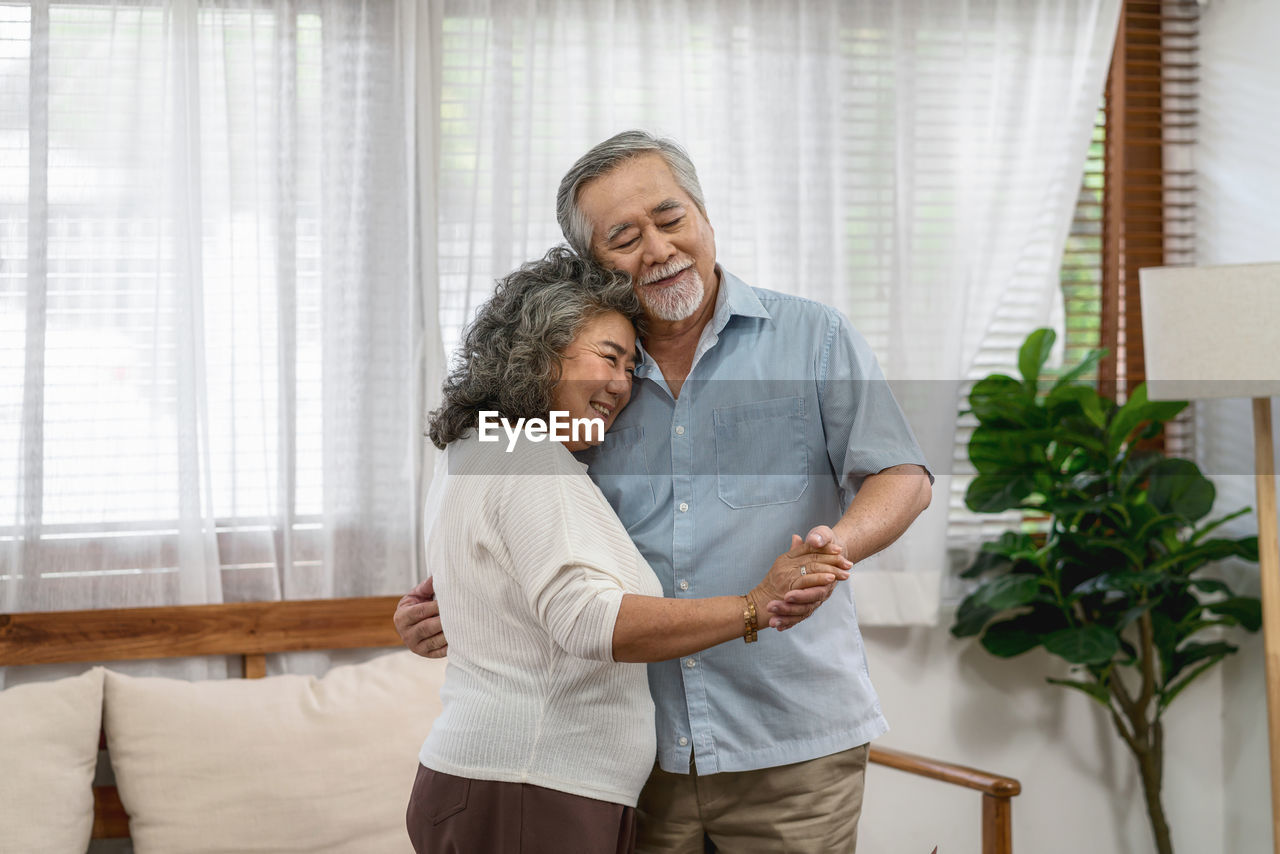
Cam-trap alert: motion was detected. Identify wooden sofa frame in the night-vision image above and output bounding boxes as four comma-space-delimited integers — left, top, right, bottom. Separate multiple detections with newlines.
0, 597, 1021, 853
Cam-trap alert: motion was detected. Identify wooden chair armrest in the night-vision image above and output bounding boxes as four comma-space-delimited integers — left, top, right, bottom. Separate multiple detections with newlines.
869, 744, 1021, 854
868, 745, 1021, 797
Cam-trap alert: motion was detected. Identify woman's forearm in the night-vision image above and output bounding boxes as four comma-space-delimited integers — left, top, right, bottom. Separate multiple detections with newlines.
609, 546, 850, 662
611, 593, 756, 663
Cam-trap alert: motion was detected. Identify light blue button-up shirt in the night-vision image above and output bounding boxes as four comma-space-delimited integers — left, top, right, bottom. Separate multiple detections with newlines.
575, 268, 930, 775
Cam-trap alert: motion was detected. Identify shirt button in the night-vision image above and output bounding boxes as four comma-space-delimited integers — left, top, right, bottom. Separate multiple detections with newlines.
675, 425, 685, 435
685, 658, 696, 669
679, 502, 689, 513
679, 580, 689, 591
678, 737, 689, 747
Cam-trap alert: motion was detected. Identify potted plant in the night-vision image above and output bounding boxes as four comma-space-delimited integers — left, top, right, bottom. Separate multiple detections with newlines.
951, 328, 1261, 854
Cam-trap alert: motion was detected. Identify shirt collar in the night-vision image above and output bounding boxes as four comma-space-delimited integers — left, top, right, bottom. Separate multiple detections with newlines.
633, 266, 771, 376
711, 265, 772, 331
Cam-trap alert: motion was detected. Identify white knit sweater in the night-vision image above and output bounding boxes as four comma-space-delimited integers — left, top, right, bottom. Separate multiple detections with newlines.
417, 432, 663, 806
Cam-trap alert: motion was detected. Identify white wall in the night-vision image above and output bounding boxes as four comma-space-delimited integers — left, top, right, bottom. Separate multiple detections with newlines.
857, 625, 1224, 853
1197, 1, 1280, 852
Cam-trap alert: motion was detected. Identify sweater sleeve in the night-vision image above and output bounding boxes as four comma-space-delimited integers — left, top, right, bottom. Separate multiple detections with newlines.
497, 447, 633, 663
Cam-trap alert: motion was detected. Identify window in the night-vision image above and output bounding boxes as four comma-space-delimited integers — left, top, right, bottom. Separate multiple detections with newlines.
944, 0, 1201, 571
431, 1, 1118, 622
2, 1, 419, 606
4, 0, 1125, 617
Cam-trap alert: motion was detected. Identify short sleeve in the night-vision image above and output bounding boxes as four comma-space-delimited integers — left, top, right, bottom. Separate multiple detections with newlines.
819, 311, 933, 497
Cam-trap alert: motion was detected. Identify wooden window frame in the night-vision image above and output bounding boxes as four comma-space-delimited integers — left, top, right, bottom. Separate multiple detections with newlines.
1099, 0, 1199, 408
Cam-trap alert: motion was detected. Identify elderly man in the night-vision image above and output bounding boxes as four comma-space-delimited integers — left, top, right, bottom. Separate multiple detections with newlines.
396, 130, 932, 852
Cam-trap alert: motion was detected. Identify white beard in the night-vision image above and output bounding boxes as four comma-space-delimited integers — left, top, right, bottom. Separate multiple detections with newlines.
639, 265, 704, 322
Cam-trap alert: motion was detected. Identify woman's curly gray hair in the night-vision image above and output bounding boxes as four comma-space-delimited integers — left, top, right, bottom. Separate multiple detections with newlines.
428, 246, 645, 449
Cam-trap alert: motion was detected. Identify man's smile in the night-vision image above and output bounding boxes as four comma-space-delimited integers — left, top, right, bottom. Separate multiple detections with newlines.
642, 261, 692, 289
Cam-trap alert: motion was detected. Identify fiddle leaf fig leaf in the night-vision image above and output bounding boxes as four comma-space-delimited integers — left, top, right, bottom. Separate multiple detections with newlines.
1070, 571, 1162, 599
969, 374, 1031, 426
1019, 328, 1056, 392
986, 530, 1039, 557
1133, 512, 1184, 545
1141, 394, 1190, 425
1075, 536, 1144, 569
1047, 384, 1108, 430
1232, 536, 1260, 562
1166, 640, 1237, 685
950, 601, 997, 638
1047, 677, 1112, 706
1106, 383, 1187, 458
1205, 597, 1262, 632
1159, 657, 1226, 711
1151, 611, 1179, 678
1115, 602, 1155, 632
1148, 458, 1215, 522
967, 573, 1042, 612
978, 604, 1070, 657
980, 620, 1043, 657
960, 548, 1011, 579
1107, 383, 1150, 455
1044, 625, 1119, 665
962, 532, 1042, 578
1119, 450, 1164, 495
965, 474, 1037, 513
1139, 421, 1164, 440
1190, 508, 1252, 544
1188, 578, 1232, 596
1149, 536, 1258, 575
1050, 347, 1106, 392
969, 425, 1038, 474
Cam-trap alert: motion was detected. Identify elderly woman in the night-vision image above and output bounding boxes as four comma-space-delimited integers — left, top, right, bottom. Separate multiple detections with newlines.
406, 247, 849, 854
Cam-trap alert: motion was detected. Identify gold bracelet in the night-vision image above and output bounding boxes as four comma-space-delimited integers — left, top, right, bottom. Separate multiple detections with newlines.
742, 595, 758, 644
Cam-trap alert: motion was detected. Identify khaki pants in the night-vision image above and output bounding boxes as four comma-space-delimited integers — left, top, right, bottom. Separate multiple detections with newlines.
636, 744, 869, 854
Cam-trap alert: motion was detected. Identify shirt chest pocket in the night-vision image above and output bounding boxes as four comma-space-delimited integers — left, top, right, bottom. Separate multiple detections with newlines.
588, 425, 657, 530
714, 396, 809, 508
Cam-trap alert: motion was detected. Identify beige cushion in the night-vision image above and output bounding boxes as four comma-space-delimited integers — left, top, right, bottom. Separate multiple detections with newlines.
0, 667, 105, 854
104, 651, 447, 854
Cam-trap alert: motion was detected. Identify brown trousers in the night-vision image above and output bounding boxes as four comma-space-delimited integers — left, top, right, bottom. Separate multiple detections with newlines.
635, 744, 870, 854
406, 764, 637, 854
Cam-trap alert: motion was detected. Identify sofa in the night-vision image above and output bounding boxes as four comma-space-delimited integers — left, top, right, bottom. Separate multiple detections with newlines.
0, 596, 447, 854
0, 597, 1020, 854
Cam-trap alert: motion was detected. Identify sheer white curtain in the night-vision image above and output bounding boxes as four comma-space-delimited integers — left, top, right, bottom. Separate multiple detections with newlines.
0, 0, 1121, 661
434, 0, 1120, 624
0, 0, 435, 681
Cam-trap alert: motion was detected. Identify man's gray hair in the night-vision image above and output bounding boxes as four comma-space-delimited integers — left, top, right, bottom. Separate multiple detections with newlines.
427, 246, 645, 449
556, 130, 708, 258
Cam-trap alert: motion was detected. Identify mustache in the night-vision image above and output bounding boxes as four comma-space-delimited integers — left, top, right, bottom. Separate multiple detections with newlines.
640, 259, 692, 286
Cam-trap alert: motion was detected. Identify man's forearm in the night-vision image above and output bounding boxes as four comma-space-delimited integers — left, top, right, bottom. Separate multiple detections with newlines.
831, 464, 932, 564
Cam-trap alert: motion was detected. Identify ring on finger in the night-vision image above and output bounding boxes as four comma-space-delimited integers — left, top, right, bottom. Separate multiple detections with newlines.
799, 566, 808, 575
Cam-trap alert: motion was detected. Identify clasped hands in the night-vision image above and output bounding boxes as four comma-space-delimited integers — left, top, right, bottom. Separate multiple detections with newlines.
748, 527, 852, 632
